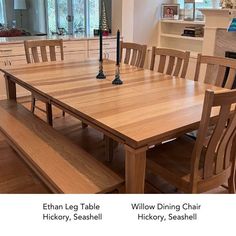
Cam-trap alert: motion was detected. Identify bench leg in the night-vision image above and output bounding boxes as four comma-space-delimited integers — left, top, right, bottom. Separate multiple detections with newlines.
105, 136, 114, 162
46, 103, 53, 126
5, 76, 16, 101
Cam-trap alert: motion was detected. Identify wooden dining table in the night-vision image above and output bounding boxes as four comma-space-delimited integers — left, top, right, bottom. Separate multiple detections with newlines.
1, 59, 226, 193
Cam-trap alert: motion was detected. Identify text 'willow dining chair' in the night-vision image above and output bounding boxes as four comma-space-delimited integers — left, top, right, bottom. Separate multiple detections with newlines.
194, 54, 236, 89
147, 89, 236, 193
24, 39, 65, 126
150, 47, 190, 79
120, 41, 147, 68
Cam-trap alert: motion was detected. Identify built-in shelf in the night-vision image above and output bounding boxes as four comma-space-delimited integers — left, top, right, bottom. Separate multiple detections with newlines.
160, 33, 204, 41
161, 19, 205, 25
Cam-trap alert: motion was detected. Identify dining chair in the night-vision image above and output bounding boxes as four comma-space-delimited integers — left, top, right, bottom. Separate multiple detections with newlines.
120, 41, 147, 68
24, 39, 65, 125
188, 54, 236, 140
194, 54, 236, 89
150, 47, 190, 78
147, 89, 236, 193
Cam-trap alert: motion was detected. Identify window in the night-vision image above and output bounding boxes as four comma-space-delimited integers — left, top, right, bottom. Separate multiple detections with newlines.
177, 0, 220, 20
46, 0, 100, 36
178, 0, 220, 9
0, 0, 6, 25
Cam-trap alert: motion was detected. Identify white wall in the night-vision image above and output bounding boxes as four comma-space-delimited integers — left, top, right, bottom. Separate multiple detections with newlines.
114, 0, 169, 46
112, 0, 122, 34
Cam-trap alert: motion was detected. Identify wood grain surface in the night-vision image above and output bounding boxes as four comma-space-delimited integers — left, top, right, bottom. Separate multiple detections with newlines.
1, 59, 226, 148
1, 59, 227, 193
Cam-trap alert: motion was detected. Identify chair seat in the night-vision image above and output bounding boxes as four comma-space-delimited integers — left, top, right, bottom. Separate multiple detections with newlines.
147, 136, 204, 185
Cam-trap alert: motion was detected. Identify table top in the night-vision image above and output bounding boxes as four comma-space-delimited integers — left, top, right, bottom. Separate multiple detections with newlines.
1, 59, 226, 148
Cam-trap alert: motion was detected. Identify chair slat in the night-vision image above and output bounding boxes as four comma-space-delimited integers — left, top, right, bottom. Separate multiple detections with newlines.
215, 65, 226, 87
158, 55, 166, 73
124, 48, 131, 64
40, 46, 48, 62
173, 58, 183, 77
49, 46, 56, 61
205, 64, 216, 85
204, 105, 231, 179
130, 49, 137, 66
166, 56, 175, 75
225, 68, 236, 89
31, 47, 40, 63
216, 110, 236, 174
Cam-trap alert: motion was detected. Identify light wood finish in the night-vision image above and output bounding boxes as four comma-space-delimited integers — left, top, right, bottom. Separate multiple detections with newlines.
147, 89, 236, 193
125, 145, 147, 193
120, 41, 147, 68
0, 100, 124, 193
194, 54, 236, 89
24, 39, 64, 63
150, 47, 190, 78
24, 39, 65, 126
0, 97, 229, 194
1, 60, 227, 193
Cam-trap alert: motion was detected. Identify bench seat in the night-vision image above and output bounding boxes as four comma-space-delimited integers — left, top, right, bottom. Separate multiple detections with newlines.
0, 100, 124, 193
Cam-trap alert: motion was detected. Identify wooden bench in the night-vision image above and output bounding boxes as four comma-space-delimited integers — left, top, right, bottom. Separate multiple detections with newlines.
0, 100, 124, 193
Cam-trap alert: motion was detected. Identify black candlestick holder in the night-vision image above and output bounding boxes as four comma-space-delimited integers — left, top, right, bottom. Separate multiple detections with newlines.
96, 61, 106, 79
112, 65, 123, 85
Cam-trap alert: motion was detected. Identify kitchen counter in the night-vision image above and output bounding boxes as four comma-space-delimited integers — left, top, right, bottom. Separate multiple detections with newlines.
0, 35, 117, 45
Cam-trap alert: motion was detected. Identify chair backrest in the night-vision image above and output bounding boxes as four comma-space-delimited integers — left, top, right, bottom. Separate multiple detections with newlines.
120, 41, 147, 68
24, 39, 64, 64
150, 47, 190, 78
191, 89, 236, 190
194, 54, 236, 89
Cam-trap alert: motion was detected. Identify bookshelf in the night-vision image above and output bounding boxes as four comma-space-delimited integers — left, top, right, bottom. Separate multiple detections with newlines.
158, 19, 205, 58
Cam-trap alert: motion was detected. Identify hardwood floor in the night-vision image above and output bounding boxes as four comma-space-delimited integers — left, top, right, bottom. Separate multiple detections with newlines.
0, 97, 228, 194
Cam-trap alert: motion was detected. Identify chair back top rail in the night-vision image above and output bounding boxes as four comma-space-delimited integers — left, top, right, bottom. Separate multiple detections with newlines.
24, 39, 64, 64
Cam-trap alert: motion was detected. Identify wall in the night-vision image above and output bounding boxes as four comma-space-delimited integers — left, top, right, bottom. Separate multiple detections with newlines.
117, 0, 169, 46
111, 0, 122, 34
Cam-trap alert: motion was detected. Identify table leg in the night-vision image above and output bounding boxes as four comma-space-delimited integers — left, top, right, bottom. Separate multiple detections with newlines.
5, 75, 16, 101
125, 145, 147, 193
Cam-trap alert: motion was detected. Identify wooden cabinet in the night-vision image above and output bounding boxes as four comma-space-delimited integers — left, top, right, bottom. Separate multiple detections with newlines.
0, 37, 117, 100
88, 39, 117, 61
0, 44, 29, 99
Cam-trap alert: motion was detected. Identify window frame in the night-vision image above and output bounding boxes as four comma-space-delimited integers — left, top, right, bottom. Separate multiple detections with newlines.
0, 0, 6, 25
45, 0, 100, 36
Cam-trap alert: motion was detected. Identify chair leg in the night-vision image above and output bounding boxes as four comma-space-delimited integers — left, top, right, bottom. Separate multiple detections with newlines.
46, 103, 53, 126
62, 110, 65, 117
228, 176, 236, 193
105, 136, 114, 163
31, 96, 36, 113
82, 122, 88, 129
